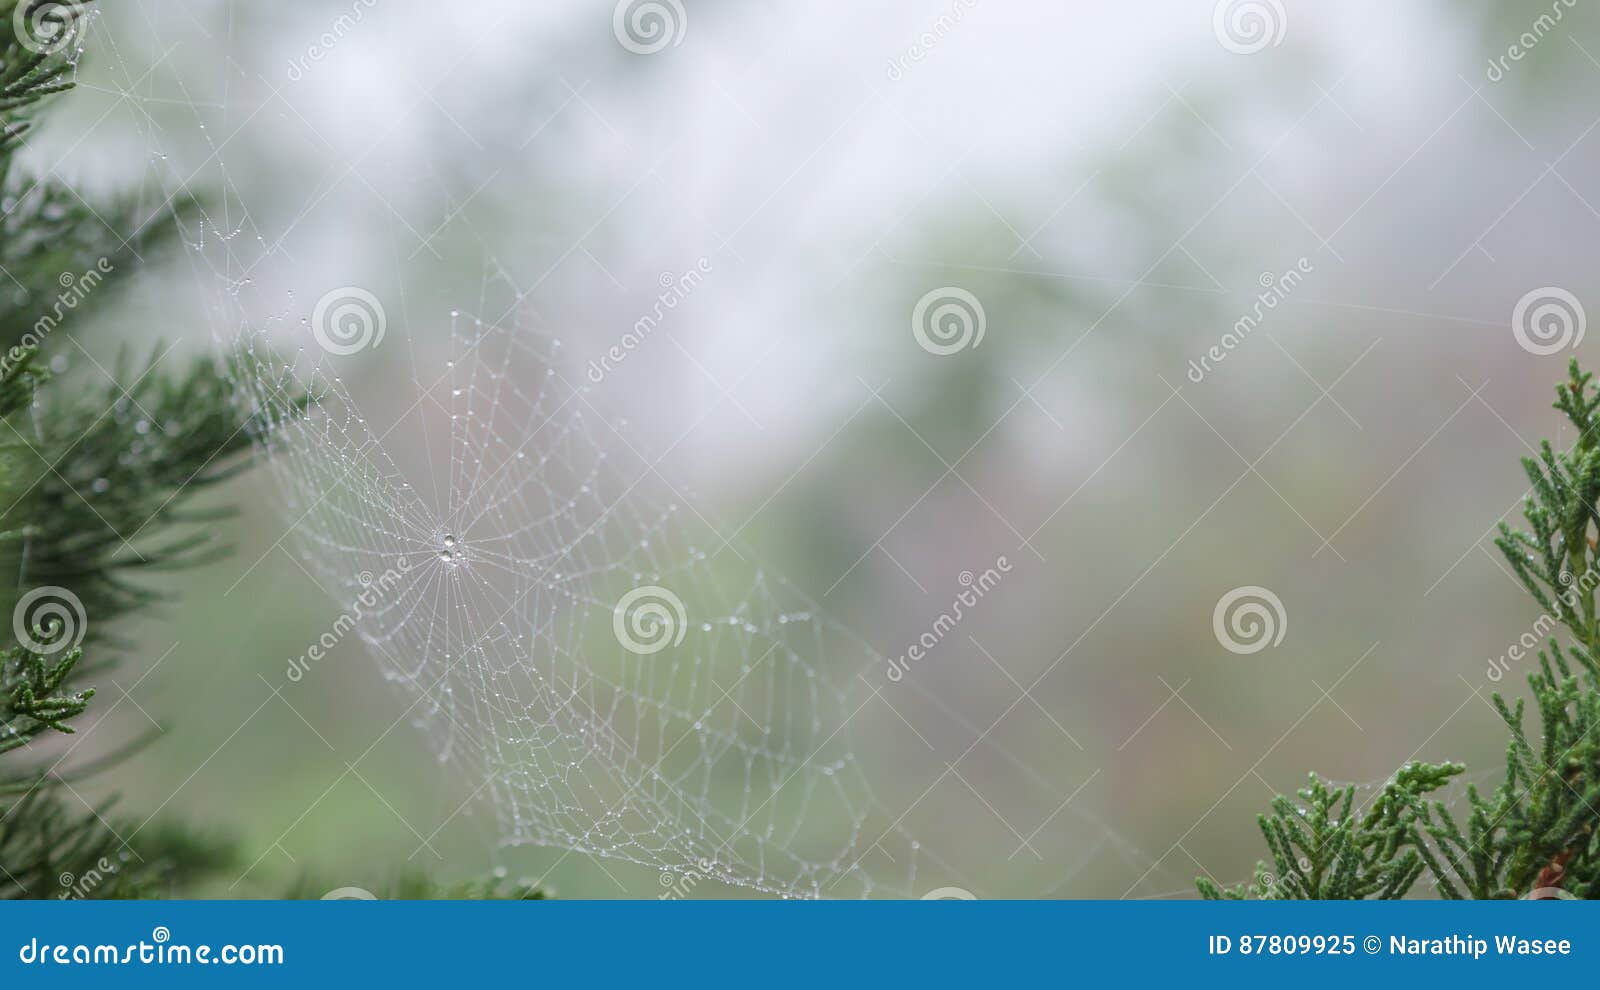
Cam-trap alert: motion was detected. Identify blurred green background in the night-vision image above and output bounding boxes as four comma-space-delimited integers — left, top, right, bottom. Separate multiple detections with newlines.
22, 0, 1600, 897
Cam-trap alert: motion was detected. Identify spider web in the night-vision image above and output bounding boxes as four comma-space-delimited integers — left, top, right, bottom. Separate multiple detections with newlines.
231, 291, 935, 899
65, 1, 1211, 900
38, 2, 940, 898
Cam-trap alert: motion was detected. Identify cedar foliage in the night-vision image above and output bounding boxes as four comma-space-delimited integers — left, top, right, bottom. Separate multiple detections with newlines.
0, 3, 540, 900
1203, 360, 1600, 900
0, 0, 291, 898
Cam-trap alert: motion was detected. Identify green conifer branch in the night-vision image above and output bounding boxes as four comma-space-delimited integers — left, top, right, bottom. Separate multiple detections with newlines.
0, 644, 90, 757
0, 1, 88, 154
0, 10, 537, 899
0, 0, 313, 899
1204, 360, 1600, 900
1198, 763, 1462, 899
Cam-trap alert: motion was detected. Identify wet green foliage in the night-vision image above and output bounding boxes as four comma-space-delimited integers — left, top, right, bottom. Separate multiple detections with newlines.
1205, 361, 1600, 900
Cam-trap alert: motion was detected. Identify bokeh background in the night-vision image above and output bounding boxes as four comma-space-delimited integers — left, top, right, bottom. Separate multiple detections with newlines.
27, 0, 1600, 897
